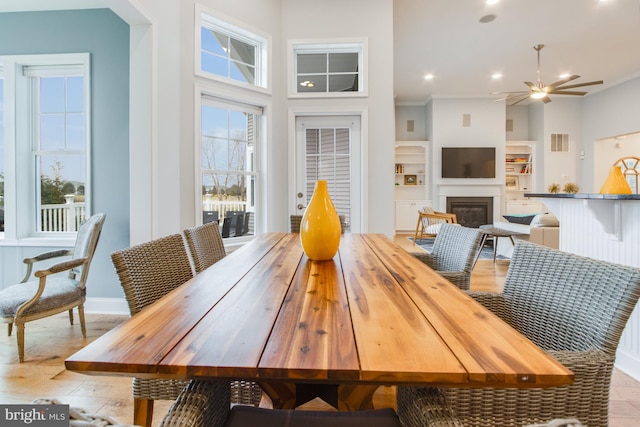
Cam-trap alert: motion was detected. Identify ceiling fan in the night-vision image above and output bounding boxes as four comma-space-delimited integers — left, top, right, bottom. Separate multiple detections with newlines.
494, 44, 603, 106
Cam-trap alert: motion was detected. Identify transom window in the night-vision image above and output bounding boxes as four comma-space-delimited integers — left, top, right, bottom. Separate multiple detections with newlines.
290, 41, 366, 97
197, 9, 267, 89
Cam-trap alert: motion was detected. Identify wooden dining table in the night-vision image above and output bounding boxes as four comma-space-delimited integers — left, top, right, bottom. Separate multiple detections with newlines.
65, 232, 573, 418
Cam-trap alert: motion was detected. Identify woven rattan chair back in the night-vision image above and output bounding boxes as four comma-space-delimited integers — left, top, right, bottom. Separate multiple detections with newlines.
111, 234, 193, 315
184, 222, 226, 274
430, 223, 483, 273
504, 240, 640, 355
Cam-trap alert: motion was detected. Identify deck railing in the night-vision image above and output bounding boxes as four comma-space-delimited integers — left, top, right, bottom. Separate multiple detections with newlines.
40, 196, 86, 232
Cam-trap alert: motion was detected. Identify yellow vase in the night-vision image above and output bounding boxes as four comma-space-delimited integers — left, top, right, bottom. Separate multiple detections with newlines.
300, 180, 341, 261
599, 166, 632, 195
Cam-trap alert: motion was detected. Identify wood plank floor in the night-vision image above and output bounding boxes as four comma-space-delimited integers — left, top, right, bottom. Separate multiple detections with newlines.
0, 234, 638, 426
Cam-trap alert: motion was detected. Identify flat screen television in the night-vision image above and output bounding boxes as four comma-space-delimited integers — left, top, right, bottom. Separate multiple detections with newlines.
441, 147, 496, 178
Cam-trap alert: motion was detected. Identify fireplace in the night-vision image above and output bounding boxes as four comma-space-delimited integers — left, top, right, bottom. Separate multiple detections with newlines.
446, 197, 493, 229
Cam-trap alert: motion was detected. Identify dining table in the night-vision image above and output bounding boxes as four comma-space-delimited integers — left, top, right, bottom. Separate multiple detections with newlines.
65, 232, 573, 423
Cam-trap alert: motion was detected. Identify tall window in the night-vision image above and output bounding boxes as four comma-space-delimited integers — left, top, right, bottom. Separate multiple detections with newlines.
0, 69, 4, 233
0, 54, 90, 237
614, 156, 640, 194
197, 9, 267, 89
200, 96, 261, 240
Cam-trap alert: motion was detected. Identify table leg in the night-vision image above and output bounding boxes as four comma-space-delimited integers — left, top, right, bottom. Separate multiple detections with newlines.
413, 214, 423, 244
133, 398, 154, 427
337, 385, 378, 411
258, 382, 379, 411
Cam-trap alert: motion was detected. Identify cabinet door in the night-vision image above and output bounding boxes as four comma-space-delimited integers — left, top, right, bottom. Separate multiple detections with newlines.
505, 201, 543, 215
395, 200, 428, 231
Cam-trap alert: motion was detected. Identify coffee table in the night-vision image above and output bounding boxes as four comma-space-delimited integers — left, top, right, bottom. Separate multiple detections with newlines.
474, 225, 524, 266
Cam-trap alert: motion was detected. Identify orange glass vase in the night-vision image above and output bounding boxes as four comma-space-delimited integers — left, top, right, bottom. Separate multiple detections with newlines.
599, 166, 632, 195
300, 180, 341, 261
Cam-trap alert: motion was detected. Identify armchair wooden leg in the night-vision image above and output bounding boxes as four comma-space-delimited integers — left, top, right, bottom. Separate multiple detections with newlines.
8, 322, 12, 336
78, 305, 87, 338
134, 398, 154, 427
68, 308, 74, 325
16, 323, 25, 363
414, 215, 424, 243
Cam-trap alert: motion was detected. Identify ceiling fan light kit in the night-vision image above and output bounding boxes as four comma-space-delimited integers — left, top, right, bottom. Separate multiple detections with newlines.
494, 44, 604, 105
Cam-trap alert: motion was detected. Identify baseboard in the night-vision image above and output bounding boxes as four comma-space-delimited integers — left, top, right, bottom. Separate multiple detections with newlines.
616, 347, 640, 381
84, 297, 130, 315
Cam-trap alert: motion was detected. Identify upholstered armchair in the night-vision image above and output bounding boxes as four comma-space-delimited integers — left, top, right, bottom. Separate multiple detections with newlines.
0, 213, 106, 362
399, 240, 640, 426
413, 223, 483, 290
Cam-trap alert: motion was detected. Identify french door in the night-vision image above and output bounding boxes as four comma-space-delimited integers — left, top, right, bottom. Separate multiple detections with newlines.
294, 115, 361, 233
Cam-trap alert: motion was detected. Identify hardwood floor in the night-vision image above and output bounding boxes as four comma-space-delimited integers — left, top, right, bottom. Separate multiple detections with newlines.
0, 234, 638, 426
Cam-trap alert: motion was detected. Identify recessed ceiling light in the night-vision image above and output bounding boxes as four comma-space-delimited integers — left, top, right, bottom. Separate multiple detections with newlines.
559, 73, 571, 78
492, 73, 503, 79
424, 74, 434, 80
479, 14, 496, 23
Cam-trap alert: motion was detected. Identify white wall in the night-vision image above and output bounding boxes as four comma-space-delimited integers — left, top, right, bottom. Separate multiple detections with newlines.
431, 98, 505, 210
506, 105, 530, 141
282, 0, 395, 235
582, 76, 640, 192
395, 105, 427, 141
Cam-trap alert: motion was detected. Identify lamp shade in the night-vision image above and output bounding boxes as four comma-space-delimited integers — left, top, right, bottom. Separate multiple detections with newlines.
599, 166, 632, 195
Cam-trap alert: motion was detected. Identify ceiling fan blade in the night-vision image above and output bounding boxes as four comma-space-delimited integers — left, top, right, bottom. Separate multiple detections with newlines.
544, 74, 580, 90
507, 94, 531, 106
490, 91, 529, 95
546, 90, 588, 96
554, 80, 604, 90
541, 95, 552, 104
524, 81, 539, 90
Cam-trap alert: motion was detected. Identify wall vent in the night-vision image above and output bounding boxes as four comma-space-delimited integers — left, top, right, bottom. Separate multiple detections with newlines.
462, 114, 471, 127
550, 133, 569, 152
505, 119, 513, 132
406, 119, 414, 132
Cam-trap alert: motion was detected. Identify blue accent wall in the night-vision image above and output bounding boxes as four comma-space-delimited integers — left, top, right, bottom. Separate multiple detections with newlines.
0, 9, 130, 300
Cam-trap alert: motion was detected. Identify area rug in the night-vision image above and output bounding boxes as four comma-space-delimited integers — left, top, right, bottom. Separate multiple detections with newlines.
410, 237, 508, 261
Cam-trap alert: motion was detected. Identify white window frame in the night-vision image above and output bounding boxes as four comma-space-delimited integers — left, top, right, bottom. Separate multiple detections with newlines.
195, 5, 270, 93
288, 39, 368, 98
196, 87, 265, 249
0, 53, 91, 242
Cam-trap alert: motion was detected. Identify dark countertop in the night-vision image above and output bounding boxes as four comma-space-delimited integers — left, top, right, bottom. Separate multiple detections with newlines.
525, 193, 640, 200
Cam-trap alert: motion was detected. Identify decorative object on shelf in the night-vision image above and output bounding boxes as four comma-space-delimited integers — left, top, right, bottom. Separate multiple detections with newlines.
506, 176, 519, 190
404, 175, 417, 185
599, 166, 632, 195
300, 180, 341, 261
548, 183, 560, 193
563, 182, 580, 194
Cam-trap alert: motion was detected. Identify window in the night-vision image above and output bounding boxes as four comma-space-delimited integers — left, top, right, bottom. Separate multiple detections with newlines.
614, 156, 640, 194
0, 68, 4, 233
200, 96, 261, 241
0, 54, 90, 237
290, 41, 366, 97
197, 9, 267, 89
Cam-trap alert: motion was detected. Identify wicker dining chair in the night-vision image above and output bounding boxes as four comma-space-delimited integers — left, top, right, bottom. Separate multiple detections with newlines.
398, 240, 640, 427
412, 223, 483, 290
0, 213, 106, 362
183, 222, 226, 274
183, 221, 263, 405
111, 234, 195, 427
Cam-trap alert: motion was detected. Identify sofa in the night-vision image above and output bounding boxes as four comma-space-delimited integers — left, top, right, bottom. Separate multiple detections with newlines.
493, 212, 559, 258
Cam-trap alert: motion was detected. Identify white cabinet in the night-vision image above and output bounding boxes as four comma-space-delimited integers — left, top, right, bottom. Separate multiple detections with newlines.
395, 141, 429, 231
505, 200, 544, 215
395, 200, 429, 232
